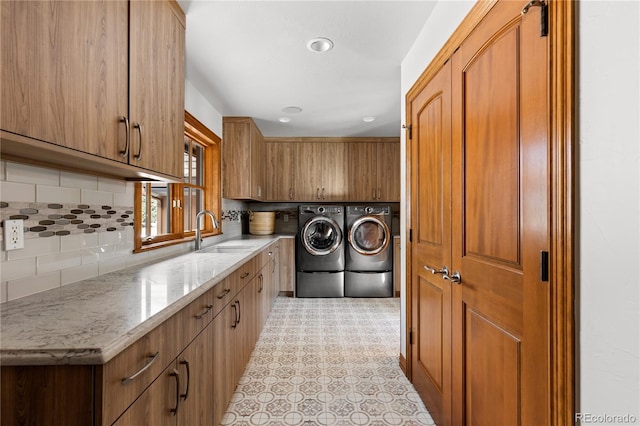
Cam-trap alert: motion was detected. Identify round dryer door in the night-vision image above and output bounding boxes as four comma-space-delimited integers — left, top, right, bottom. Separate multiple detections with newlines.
348, 216, 390, 255
301, 216, 343, 256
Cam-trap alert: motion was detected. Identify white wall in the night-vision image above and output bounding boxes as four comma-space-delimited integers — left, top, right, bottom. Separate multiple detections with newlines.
577, 1, 639, 421
399, 0, 640, 420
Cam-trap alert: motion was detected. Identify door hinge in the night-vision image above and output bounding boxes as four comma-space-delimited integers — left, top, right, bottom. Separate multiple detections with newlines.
540, 250, 549, 282
403, 124, 412, 140
521, 0, 548, 37
409, 329, 413, 345
409, 229, 413, 243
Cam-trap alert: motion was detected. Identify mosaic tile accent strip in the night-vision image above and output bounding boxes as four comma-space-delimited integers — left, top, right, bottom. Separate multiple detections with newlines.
222, 297, 435, 426
221, 209, 247, 222
0, 202, 134, 240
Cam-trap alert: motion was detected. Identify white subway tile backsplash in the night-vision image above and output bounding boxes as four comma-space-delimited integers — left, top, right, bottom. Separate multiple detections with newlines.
113, 190, 134, 208
7, 236, 60, 261
81, 189, 113, 206
61, 263, 99, 286
1, 181, 36, 202
98, 230, 125, 246
8, 271, 60, 301
98, 177, 127, 193
36, 185, 81, 204
0, 258, 36, 281
0, 161, 6, 181
1, 281, 7, 302
5, 162, 59, 186
37, 251, 83, 274
82, 249, 100, 265
60, 171, 98, 190
98, 256, 128, 275
60, 233, 99, 252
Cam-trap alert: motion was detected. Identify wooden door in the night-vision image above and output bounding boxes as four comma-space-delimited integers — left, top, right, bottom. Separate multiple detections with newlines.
0, 1, 128, 162
409, 60, 452, 426
177, 324, 215, 426
129, 0, 184, 178
450, 1, 550, 424
212, 303, 238, 426
320, 143, 348, 201
294, 142, 322, 200
347, 142, 377, 201
266, 142, 295, 200
377, 142, 401, 201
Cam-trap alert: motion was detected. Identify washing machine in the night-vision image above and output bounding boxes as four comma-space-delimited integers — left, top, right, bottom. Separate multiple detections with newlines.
296, 205, 345, 297
345, 205, 393, 297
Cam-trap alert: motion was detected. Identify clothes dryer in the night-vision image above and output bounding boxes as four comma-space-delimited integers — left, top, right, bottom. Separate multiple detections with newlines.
345, 205, 393, 297
296, 205, 345, 297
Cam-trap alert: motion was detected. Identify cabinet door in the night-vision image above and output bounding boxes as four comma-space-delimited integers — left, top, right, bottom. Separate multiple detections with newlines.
294, 142, 322, 201
237, 281, 258, 374
347, 143, 377, 201
265, 142, 295, 201
250, 123, 265, 199
112, 365, 177, 426
177, 324, 215, 426
377, 143, 401, 201
223, 120, 251, 198
320, 143, 348, 201
212, 303, 238, 426
129, 0, 184, 178
1, 1, 128, 162
278, 238, 295, 294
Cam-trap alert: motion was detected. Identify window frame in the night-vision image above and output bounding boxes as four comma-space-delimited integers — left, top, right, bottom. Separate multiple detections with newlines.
133, 111, 222, 253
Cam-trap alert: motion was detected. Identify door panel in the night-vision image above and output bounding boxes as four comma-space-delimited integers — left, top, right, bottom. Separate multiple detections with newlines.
451, 1, 549, 425
410, 60, 452, 426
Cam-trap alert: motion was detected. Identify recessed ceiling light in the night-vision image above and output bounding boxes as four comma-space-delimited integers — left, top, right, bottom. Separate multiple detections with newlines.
278, 117, 292, 123
362, 116, 376, 123
282, 106, 303, 114
307, 37, 334, 53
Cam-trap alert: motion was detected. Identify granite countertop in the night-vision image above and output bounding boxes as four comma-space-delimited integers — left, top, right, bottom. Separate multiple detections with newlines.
0, 235, 291, 366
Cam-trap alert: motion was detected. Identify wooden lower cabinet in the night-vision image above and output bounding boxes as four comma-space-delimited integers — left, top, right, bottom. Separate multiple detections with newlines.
278, 238, 295, 295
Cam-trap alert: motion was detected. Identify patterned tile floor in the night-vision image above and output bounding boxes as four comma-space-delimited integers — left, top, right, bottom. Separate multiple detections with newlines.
221, 296, 435, 426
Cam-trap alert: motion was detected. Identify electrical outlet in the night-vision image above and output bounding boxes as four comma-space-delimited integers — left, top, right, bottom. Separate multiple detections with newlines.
3, 219, 25, 251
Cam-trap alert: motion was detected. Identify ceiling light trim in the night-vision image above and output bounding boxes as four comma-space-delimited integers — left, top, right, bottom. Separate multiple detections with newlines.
307, 37, 334, 53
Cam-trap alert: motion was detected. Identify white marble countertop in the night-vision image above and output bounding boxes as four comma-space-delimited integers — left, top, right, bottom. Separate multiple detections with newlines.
0, 235, 292, 366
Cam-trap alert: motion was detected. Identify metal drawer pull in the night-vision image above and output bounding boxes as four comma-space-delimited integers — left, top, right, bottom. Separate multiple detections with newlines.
216, 288, 231, 299
119, 116, 130, 157
194, 304, 213, 319
121, 352, 160, 385
443, 271, 462, 284
424, 265, 449, 276
231, 303, 238, 328
240, 272, 250, 279
236, 300, 241, 325
179, 359, 190, 400
170, 369, 180, 415
258, 274, 264, 292
133, 122, 143, 161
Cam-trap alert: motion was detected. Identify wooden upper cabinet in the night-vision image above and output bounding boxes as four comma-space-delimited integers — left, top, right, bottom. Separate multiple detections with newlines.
347, 142, 400, 202
0, 0, 185, 180
294, 142, 347, 202
265, 142, 295, 201
0, 1, 129, 162
223, 117, 265, 200
129, 0, 185, 178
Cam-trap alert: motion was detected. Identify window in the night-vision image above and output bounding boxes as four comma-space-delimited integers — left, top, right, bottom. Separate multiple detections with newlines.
134, 111, 222, 252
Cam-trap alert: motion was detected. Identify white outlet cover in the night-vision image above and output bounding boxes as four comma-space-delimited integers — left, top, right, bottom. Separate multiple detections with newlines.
4, 219, 25, 251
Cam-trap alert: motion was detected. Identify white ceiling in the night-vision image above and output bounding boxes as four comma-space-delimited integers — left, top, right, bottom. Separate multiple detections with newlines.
178, 1, 437, 137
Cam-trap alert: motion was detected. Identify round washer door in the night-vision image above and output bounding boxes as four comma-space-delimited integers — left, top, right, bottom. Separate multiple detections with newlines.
348, 215, 390, 255
301, 216, 343, 256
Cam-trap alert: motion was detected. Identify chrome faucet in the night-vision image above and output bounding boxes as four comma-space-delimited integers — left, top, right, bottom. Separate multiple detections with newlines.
195, 210, 220, 250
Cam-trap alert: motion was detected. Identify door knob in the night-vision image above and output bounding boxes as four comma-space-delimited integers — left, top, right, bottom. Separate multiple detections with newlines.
443, 271, 462, 284
424, 264, 449, 275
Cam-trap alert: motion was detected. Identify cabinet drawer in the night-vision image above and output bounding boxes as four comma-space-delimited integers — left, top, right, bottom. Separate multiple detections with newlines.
180, 289, 216, 348
212, 275, 238, 318
100, 314, 180, 426
235, 256, 257, 290
259, 243, 277, 270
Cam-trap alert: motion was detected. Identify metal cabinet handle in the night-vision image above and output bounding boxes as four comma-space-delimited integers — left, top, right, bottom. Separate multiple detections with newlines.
258, 274, 264, 292
179, 359, 190, 400
216, 288, 231, 299
424, 264, 449, 276
377, 188, 381, 200
316, 188, 320, 200
231, 303, 238, 328
322, 188, 325, 199
289, 187, 294, 200
194, 304, 213, 319
133, 122, 143, 161
121, 352, 160, 385
236, 300, 241, 325
443, 271, 462, 284
240, 272, 249, 279
119, 116, 130, 158
170, 369, 180, 415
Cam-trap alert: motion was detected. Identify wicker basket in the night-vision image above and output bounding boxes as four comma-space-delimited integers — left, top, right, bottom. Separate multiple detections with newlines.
249, 211, 275, 235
